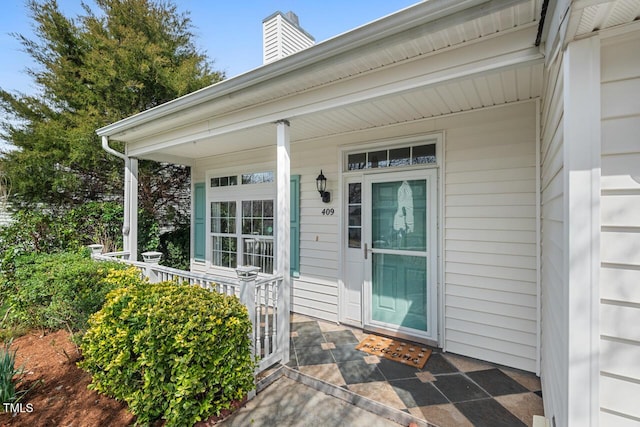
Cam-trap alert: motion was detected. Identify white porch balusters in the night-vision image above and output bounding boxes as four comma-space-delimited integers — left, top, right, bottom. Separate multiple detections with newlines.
276, 119, 291, 366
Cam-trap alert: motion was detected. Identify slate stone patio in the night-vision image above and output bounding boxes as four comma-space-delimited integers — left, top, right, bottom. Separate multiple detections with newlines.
288, 314, 544, 427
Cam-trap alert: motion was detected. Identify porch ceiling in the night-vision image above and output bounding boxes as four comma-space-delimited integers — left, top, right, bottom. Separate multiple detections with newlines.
146, 58, 545, 163
101, 0, 546, 164
567, 0, 640, 40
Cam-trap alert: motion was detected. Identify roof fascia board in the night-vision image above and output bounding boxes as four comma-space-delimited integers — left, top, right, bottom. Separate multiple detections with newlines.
97, 0, 529, 139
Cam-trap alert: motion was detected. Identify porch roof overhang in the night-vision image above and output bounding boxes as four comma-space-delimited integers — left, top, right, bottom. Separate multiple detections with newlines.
97, 0, 547, 165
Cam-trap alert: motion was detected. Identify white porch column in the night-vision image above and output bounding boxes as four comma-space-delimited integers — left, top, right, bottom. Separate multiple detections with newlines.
276, 119, 291, 365
129, 158, 138, 261
563, 36, 601, 427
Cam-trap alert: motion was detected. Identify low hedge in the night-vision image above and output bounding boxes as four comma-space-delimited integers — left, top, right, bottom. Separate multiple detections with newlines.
79, 279, 256, 426
0, 250, 127, 332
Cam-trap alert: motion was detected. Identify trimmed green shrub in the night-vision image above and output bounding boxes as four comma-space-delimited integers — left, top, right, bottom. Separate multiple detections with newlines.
79, 281, 256, 426
0, 251, 128, 332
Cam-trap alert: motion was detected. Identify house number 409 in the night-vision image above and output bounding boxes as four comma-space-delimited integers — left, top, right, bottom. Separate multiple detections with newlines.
321, 208, 335, 216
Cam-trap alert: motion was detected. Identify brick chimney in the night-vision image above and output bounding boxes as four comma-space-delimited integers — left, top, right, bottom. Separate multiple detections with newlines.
262, 11, 315, 64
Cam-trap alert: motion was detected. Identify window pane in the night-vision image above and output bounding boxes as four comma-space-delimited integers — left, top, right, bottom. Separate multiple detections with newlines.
211, 175, 238, 187
371, 179, 426, 251
349, 206, 361, 226
264, 201, 274, 217
240, 199, 275, 273
367, 150, 388, 168
212, 236, 237, 268
242, 172, 274, 184
348, 153, 366, 170
413, 144, 436, 164
211, 201, 236, 233
264, 219, 274, 236
243, 237, 274, 274
252, 201, 263, 217
348, 228, 361, 248
348, 183, 361, 204
389, 147, 411, 167
253, 218, 263, 234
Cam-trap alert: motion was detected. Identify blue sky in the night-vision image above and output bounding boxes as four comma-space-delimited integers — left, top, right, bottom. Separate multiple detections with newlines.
0, 0, 419, 96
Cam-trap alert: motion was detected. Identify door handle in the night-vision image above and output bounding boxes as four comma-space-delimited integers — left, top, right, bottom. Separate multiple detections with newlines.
364, 243, 372, 260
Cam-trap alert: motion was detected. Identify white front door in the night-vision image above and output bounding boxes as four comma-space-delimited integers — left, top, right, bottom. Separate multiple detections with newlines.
363, 169, 438, 342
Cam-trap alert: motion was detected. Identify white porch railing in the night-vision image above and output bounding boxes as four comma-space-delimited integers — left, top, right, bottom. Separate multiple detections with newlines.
91, 249, 286, 373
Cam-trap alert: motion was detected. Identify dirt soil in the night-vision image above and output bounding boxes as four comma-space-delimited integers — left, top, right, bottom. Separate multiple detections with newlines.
0, 329, 134, 427
0, 330, 246, 427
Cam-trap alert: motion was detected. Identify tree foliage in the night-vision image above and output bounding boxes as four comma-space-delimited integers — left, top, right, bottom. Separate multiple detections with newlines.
0, 0, 222, 222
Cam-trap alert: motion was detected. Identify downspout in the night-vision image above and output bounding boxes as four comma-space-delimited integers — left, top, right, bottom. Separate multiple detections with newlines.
101, 136, 131, 255
535, 0, 550, 46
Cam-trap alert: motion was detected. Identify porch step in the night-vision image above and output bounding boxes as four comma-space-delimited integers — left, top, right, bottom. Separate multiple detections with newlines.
261, 365, 432, 427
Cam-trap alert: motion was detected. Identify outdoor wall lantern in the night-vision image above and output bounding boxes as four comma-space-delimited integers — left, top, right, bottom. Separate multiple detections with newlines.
316, 170, 331, 203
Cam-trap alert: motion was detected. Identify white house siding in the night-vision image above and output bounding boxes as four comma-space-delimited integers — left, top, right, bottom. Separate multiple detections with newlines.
289, 140, 340, 321
539, 52, 567, 426
599, 30, 640, 426
442, 101, 538, 373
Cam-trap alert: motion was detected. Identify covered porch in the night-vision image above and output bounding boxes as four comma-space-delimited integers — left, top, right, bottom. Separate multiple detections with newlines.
91, 248, 543, 426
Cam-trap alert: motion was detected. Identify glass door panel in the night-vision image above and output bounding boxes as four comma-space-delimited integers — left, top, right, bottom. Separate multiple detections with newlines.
370, 179, 428, 332
371, 180, 426, 251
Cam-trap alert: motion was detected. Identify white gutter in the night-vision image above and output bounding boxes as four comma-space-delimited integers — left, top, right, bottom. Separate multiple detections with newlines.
101, 136, 131, 248
96, 0, 528, 139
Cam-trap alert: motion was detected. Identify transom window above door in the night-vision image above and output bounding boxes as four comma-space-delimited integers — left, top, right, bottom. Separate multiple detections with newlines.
346, 143, 436, 171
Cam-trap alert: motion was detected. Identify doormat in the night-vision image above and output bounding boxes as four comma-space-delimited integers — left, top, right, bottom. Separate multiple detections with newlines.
355, 334, 432, 369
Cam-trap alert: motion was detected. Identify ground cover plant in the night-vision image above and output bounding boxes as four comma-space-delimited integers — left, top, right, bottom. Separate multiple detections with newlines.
0, 339, 39, 409
79, 275, 256, 426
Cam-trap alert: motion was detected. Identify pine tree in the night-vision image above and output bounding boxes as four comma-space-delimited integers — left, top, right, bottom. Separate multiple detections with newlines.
0, 0, 222, 220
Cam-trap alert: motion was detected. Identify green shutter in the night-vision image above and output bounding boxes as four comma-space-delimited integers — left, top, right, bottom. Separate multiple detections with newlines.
290, 175, 300, 277
194, 183, 206, 262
